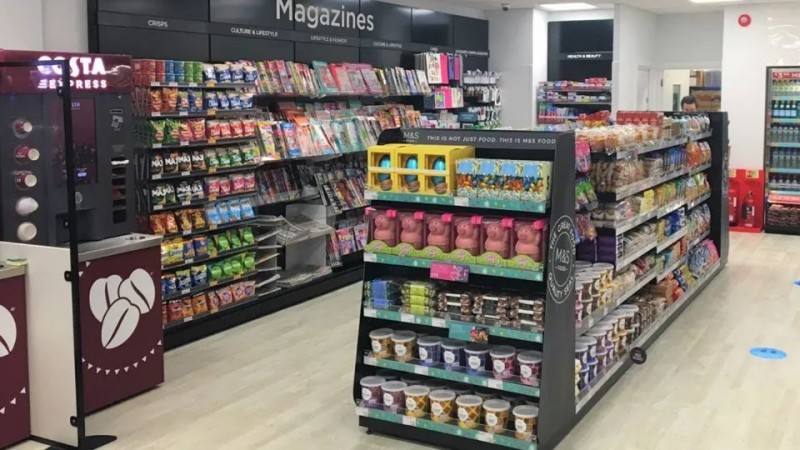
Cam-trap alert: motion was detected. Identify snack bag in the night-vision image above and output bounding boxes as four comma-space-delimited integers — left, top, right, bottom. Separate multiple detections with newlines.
176, 181, 192, 203
150, 153, 164, 176
205, 204, 222, 226
206, 120, 221, 139
205, 148, 220, 169
162, 87, 178, 112
219, 91, 230, 110
192, 293, 209, 314
188, 89, 203, 112
204, 92, 219, 110
219, 121, 232, 138
182, 239, 195, 260
164, 213, 179, 234
192, 209, 207, 229
149, 89, 162, 113
188, 119, 206, 141
228, 199, 242, 221
240, 199, 255, 219
191, 265, 208, 287
217, 147, 231, 167
194, 236, 209, 258
231, 174, 246, 193
191, 150, 207, 171
150, 214, 166, 235
219, 177, 232, 196
191, 180, 205, 200
217, 202, 231, 223
150, 120, 166, 144
230, 119, 244, 137
205, 177, 221, 197
228, 146, 243, 166
176, 90, 190, 112
176, 269, 192, 290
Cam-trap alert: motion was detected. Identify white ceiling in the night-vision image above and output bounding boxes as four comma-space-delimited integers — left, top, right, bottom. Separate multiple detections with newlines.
445, 0, 800, 15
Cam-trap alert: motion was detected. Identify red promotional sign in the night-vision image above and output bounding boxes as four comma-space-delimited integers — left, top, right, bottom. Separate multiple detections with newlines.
0, 274, 29, 448
738, 14, 752, 27
79, 246, 164, 413
0, 50, 132, 94
430, 262, 470, 282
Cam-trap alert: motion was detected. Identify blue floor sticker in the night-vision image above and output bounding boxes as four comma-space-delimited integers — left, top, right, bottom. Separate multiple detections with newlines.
750, 347, 787, 360
795, 280, 800, 286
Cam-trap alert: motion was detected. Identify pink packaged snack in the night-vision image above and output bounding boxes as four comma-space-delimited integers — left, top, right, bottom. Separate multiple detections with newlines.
365, 208, 399, 253
508, 219, 547, 271
424, 213, 453, 254
480, 217, 513, 266
230, 173, 246, 193
243, 172, 256, 192
205, 177, 221, 197
219, 177, 232, 196
396, 211, 425, 255
449, 215, 483, 264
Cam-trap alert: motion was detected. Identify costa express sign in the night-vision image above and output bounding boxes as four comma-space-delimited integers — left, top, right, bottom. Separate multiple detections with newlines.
0, 50, 132, 94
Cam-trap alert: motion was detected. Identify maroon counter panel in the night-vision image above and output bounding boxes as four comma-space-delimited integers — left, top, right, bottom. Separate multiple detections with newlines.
80, 246, 164, 413
0, 270, 29, 448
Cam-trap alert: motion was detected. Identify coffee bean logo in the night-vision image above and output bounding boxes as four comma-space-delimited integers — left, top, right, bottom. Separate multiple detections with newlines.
119, 268, 156, 314
0, 305, 17, 357
100, 298, 140, 350
88, 268, 156, 350
89, 274, 122, 322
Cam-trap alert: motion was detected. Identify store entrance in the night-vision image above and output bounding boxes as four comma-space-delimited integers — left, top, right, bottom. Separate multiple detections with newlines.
661, 69, 722, 112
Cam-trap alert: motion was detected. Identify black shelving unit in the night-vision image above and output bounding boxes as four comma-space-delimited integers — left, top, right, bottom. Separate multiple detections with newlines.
763, 66, 800, 235
352, 128, 576, 450
351, 116, 729, 449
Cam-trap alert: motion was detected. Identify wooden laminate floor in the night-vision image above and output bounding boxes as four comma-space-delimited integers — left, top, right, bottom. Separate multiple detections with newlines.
14, 233, 800, 450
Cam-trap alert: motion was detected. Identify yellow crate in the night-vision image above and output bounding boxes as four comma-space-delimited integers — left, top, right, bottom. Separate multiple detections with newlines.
393, 145, 475, 195
367, 143, 407, 192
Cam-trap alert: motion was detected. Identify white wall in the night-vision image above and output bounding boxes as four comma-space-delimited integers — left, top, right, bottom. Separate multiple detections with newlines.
0, 0, 44, 50
613, 4, 657, 111
42, 0, 89, 52
0, 0, 88, 52
722, 3, 800, 169
487, 9, 535, 128
532, 8, 549, 100
655, 12, 723, 70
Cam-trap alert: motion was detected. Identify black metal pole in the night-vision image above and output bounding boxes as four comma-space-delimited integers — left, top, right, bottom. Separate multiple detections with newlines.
56, 60, 89, 445
56, 61, 116, 450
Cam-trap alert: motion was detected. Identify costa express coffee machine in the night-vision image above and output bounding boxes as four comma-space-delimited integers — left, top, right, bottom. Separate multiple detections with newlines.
0, 50, 135, 245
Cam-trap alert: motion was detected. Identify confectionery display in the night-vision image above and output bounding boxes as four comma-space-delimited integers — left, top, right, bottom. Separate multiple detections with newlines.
364, 277, 545, 331
365, 207, 548, 270
354, 118, 727, 450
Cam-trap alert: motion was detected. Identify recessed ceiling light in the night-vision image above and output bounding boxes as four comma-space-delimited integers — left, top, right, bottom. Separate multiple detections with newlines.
539, 2, 597, 11
689, 0, 743, 4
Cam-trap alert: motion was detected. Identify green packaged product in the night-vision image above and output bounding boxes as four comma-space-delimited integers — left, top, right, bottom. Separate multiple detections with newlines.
228, 146, 243, 166
402, 280, 438, 297
228, 229, 242, 249
402, 294, 436, 307
205, 148, 220, 169
216, 147, 231, 167
164, 119, 181, 144
241, 227, 255, 246
150, 120, 166, 144
214, 233, 230, 252
240, 143, 256, 165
